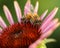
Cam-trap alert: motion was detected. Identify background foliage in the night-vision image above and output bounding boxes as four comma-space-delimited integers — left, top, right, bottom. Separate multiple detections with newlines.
0, 0, 60, 48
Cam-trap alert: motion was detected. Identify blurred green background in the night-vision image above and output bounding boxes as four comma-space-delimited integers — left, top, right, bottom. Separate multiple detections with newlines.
0, 0, 60, 48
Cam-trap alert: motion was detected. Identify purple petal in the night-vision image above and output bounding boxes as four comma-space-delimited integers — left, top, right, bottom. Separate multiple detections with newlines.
14, 1, 22, 23
34, 1, 39, 13
43, 7, 58, 23
43, 18, 58, 33
42, 19, 58, 33
39, 7, 58, 32
41, 22, 60, 39
0, 16, 7, 28
24, 0, 31, 15
40, 9, 48, 20
3, 5, 14, 25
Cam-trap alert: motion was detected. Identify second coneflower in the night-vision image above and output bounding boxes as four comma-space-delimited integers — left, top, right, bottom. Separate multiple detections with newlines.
0, 0, 60, 48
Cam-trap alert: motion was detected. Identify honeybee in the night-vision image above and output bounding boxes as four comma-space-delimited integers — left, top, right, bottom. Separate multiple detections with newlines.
25, 13, 41, 24
21, 13, 41, 24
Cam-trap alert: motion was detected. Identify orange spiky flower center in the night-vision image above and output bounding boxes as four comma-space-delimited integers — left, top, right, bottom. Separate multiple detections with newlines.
0, 14, 42, 48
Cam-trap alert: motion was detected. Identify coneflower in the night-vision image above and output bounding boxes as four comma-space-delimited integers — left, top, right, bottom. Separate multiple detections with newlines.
0, 0, 60, 48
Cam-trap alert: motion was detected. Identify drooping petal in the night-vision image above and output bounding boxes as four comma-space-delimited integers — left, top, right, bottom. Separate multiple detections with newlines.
24, 0, 31, 15
0, 16, 7, 28
42, 18, 58, 33
40, 9, 48, 20
45, 38, 56, 43
34, 1, 39, 13
14, 1, 22, 23
3, 5, 14, 25
39, 7, 58, 32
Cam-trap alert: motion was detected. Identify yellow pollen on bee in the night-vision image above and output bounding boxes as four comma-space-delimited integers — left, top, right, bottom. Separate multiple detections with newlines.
25, 13, 40, 21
